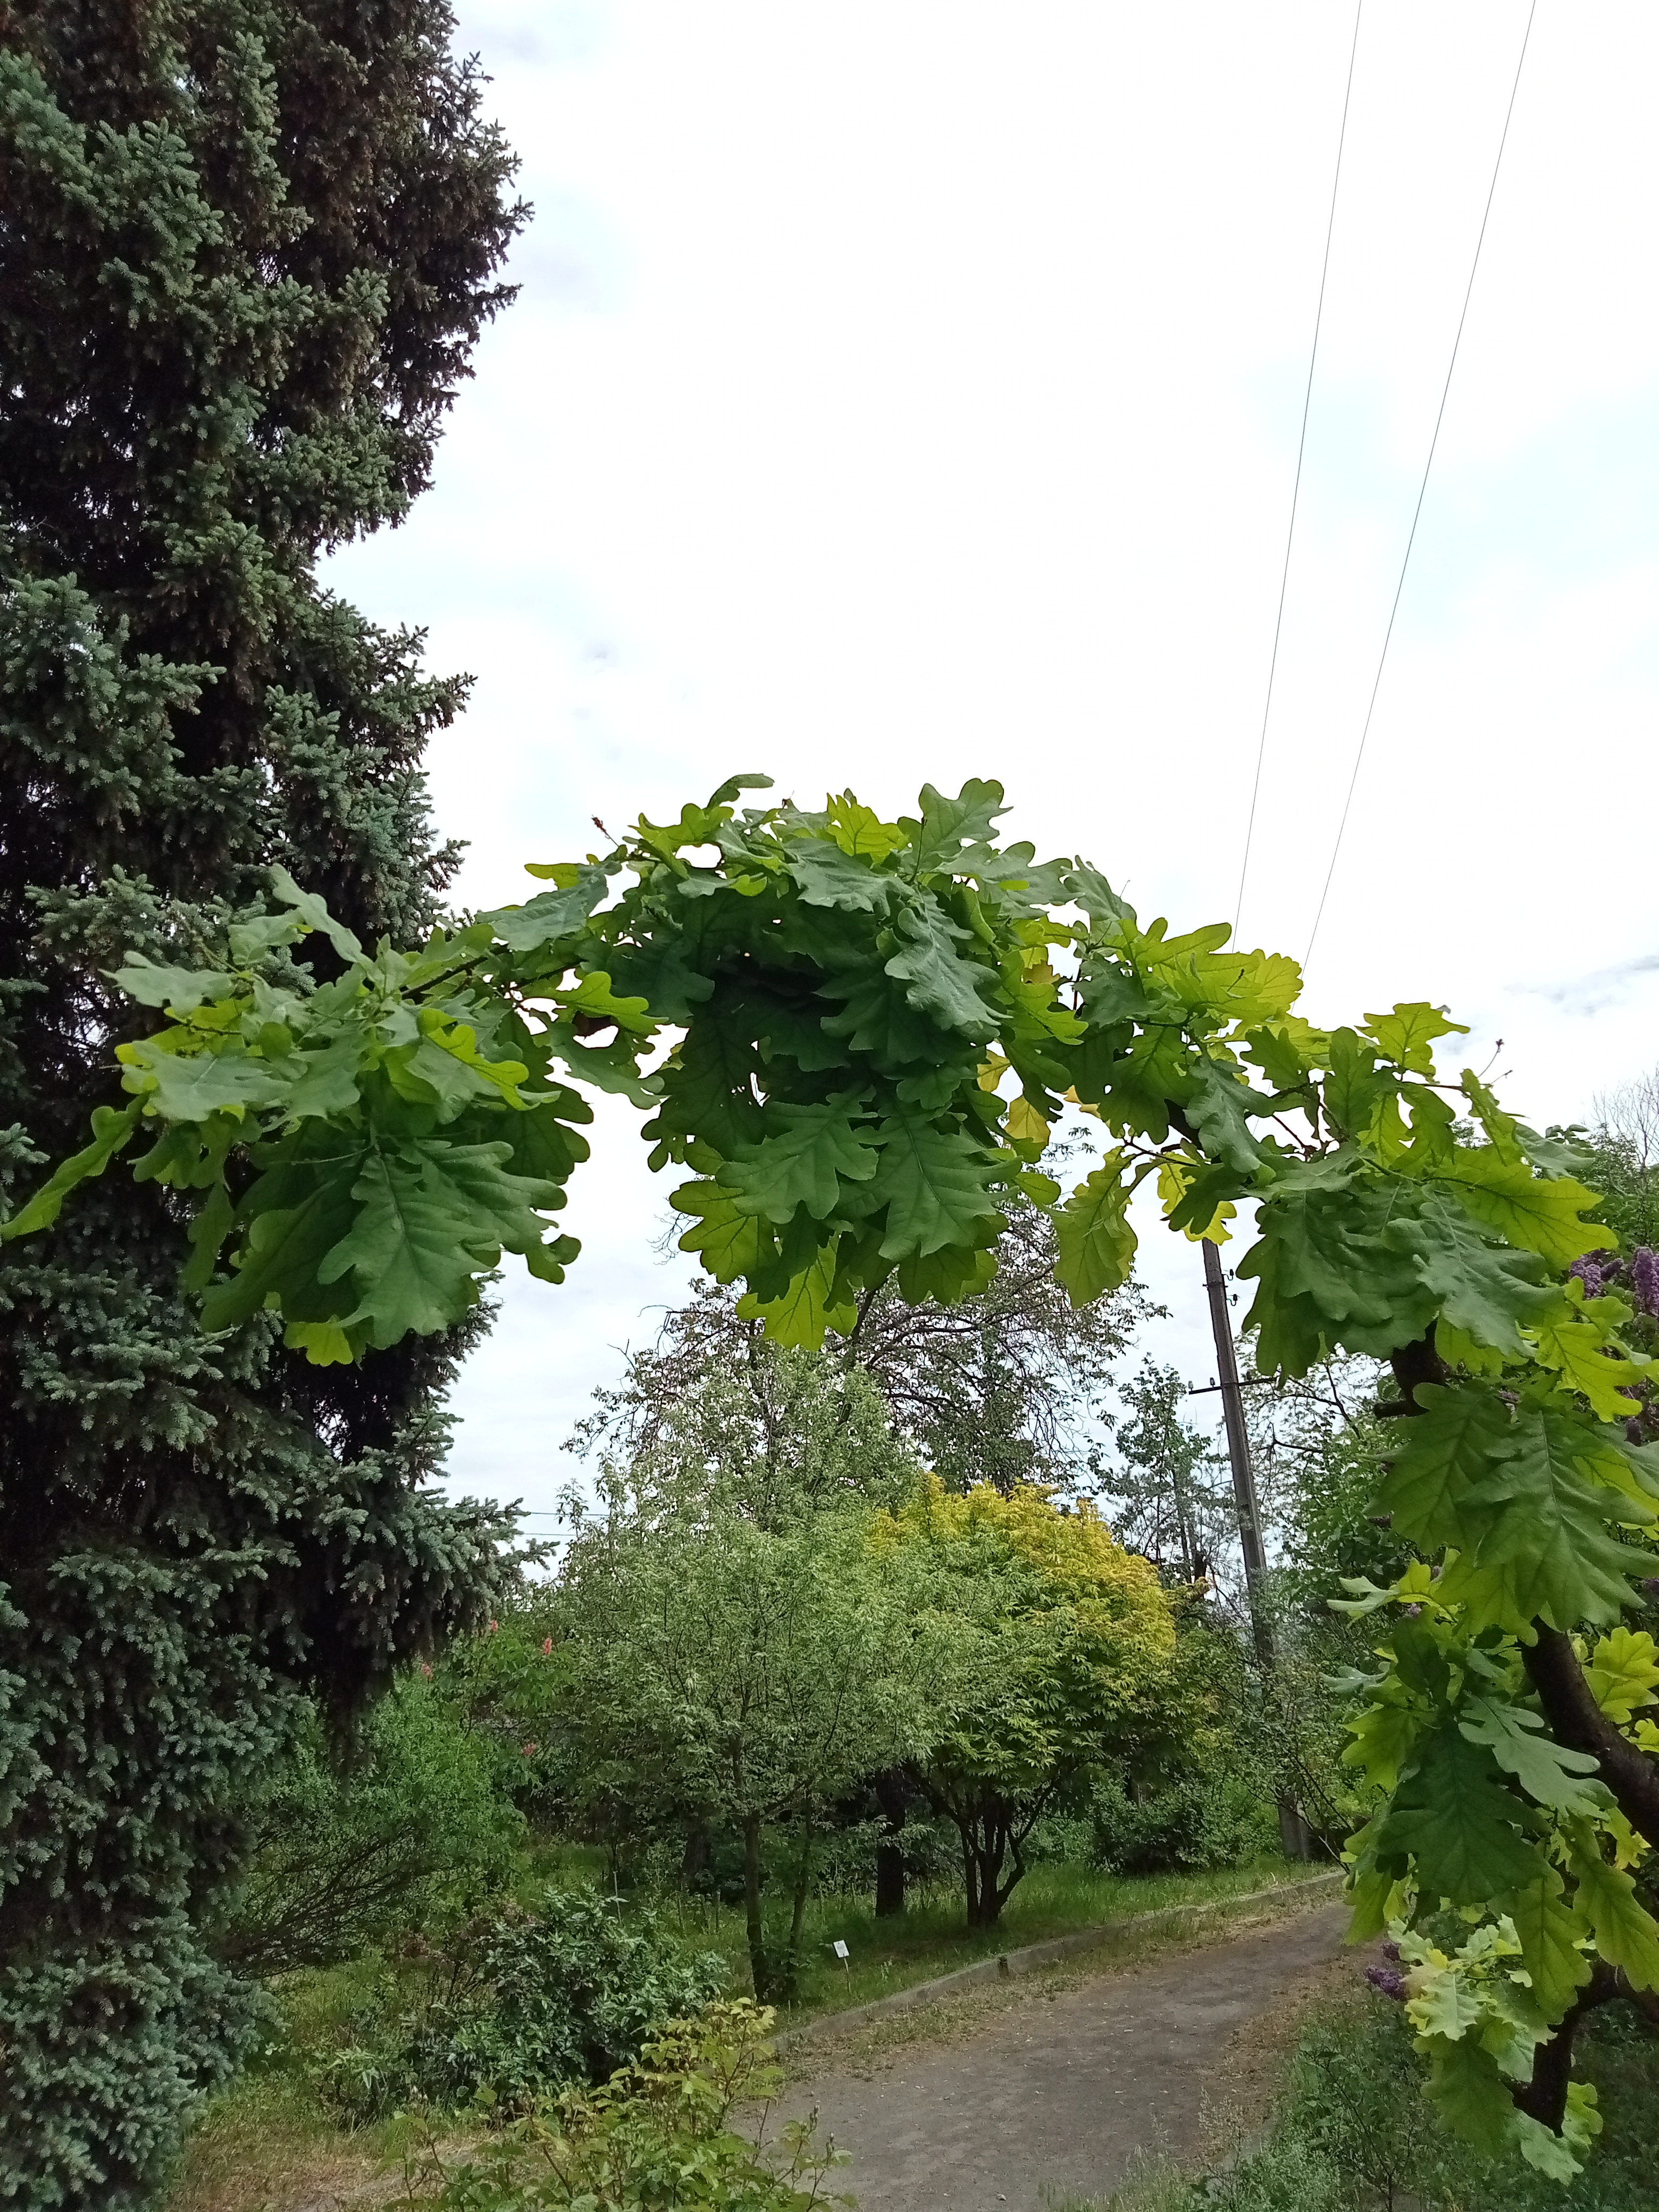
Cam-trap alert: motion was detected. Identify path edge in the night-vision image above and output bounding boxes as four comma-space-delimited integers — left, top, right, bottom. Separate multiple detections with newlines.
774, 1868, 1345, 2050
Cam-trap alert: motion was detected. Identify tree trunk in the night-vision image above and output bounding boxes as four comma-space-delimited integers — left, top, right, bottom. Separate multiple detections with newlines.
963, 1812, 1009, 1926
785, 1825, 815, 1990
681, 1822, 711, 1886
742, 1811, 769, 1998
874, 1769, 907, 1918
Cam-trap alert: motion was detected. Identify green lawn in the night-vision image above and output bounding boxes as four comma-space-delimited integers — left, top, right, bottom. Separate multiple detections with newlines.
643, 1852, 1333, 2022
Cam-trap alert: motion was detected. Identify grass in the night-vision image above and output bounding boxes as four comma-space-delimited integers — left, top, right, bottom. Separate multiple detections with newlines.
163, 1956, 430, 2212
162, 1852, 1332, 2212
658, 1850, 1333, 2023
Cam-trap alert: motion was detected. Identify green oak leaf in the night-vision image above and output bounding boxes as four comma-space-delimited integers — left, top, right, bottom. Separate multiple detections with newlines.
818, 958, 959, 1068
111, 953, 234, 1010
228, 911, 307, 965
895, 1243, 999, 1304
1390, 1196, 1558, 1358
198, 1135, 368, 1334
1323, 1027, 1397, 1141
1185, 1058, 1273, 1172
482, 864, 610, 952
736, 1243, 858, 1348
1437, 1152, 1615, 1269
282, 1036, 370, 1119
785, 839, 894, 911
867, 1113, 1002, 1260
1054, 1159, 1137, 1308
650, 1022, 767, 1155
1567, 1831, 1659, 1990
269, 864, 365, 963
1421, 2035, 1527, 2159
1503, 1862, 1594, 2021
719, 1104, 879, 1224
899, 778, 1008, 872
1377, 1723, 1540, 1901
672, 1179, 778, 1285
0, 1101, 142, 1242
119, 1040, 290, 1120
317, 1140, 562, 1349
1457, 1696, 1608, 1816
1378, 1386, 1516, 1547
1362, 1001, 1470, 1075
1241, 1179, 1436, 1352
1440, 1403, 1658, 1630
882, 898, 1003, 1037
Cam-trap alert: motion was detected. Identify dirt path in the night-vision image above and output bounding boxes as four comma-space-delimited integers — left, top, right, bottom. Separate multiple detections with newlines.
774, 1899, 1360, 2211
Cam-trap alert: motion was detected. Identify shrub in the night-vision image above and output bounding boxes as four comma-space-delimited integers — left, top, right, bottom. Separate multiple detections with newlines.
389, 2000, 849, 2212
216, 1677, 524, 1975
1090, 1772, 1276, 1876
320, 1890, 726, 2123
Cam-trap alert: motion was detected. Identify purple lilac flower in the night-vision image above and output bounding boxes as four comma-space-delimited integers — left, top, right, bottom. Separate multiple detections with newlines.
1571, 1255, 1607, 1299
1633, 1247, 1659, 1318
1367, 1965, 1408, 2002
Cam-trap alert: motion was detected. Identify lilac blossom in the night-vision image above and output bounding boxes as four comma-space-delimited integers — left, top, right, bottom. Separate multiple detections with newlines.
1367, 1965, 1407, 2002
1570, 1255, 1607, 1299
1633, 1246, 1659, 1318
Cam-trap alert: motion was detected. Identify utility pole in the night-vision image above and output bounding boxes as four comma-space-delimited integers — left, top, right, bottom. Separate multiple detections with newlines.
1200, 1238, 1312, 1862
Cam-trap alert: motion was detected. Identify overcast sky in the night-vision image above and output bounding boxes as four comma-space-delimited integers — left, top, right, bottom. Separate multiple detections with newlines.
324, 0, 1659, 1518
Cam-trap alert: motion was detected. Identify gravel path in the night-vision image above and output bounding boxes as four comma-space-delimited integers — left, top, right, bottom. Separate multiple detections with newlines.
774, 1900, 1357, 2211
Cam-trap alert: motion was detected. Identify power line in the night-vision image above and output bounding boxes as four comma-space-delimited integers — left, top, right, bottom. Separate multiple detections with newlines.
1233, 0, 1364, 948
1303, 0, 1538, 970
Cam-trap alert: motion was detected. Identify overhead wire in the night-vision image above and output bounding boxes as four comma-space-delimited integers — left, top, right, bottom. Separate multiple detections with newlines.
1233, 0, 1364, 948
1302, 0, 1538, 970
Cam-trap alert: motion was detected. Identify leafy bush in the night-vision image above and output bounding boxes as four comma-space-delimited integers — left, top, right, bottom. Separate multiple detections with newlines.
321, 1890, 726, 2122
1090, 1772, 1276, 1876
216, 1677, 524, 1974
389, 2000, 849, 2212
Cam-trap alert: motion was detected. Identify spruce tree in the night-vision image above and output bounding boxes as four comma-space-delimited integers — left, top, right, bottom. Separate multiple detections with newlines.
0, 5, 525, 2199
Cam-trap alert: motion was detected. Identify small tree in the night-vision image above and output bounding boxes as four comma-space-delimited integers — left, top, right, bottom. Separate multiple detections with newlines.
1102, 1358, 1235, 1583
562, 1501, 944, 1998
881, 1480, 1177, 1925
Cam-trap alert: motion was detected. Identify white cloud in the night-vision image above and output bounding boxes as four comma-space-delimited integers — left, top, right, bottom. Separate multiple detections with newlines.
324, 0, 1659, 1510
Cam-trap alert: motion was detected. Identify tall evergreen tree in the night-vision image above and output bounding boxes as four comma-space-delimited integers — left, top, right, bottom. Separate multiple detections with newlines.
0, 5, 525, 2199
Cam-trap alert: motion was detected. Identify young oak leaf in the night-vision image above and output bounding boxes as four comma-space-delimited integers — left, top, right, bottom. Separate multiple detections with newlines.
1361, 1002, 1470, 1076
1585, 1624, 1659, 1725
671, 1180, 777, 1285
1528, 1278, 1651, 1421
1436, 1151, 1615, 1270
735, 1243, 858, 1348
